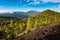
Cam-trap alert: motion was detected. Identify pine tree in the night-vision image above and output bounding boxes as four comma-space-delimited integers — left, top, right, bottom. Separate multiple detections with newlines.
9, 19, 13, 27
19, 22, 25, 32
0, 27, 1, 31
34, 17, 38, 27
25, 17, 32, 33
3, 25, 13, 40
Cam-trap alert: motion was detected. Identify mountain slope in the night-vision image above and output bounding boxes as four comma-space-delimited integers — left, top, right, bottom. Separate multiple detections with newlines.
33, 9, 60, 26
1, 9, 60, 40
15, 22, 60, 40
14, 9, 60, 39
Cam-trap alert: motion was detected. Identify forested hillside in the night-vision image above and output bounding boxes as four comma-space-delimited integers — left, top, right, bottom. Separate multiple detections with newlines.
0, 9, 60, 40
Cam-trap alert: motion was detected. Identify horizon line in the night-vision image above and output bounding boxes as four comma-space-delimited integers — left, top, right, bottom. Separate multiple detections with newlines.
0, 9, 60, 13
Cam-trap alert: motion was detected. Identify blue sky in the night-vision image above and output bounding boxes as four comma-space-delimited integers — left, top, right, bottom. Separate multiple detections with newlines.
0, 0, 60, 12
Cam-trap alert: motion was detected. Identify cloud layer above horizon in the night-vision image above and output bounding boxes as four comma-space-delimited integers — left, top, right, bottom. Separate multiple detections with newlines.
42, 0, 60, 3
0, 0, 60, 12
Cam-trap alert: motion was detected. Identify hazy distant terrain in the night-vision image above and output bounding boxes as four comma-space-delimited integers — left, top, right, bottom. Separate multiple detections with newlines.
0, 10, 39, 19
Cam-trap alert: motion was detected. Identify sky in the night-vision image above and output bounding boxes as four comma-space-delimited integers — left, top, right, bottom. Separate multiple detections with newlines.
0, 0, 60, 13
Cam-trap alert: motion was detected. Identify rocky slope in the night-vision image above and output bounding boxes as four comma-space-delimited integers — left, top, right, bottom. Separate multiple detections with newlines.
15, 22, 60, 40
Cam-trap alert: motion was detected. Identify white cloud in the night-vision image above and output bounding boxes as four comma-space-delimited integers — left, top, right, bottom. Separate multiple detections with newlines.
42, 0, 60, 3
33, 1, 40, 4
58, 4, 60, 11
27, 1, 40, 5
22, 1, 40, 7
27, 0, 40, 4
58, 4, 60, 8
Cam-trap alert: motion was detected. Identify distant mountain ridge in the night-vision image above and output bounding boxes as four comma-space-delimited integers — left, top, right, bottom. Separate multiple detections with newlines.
0, 10, 39, 19
0, 12, 28, 19
27, 10, 39, 16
